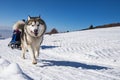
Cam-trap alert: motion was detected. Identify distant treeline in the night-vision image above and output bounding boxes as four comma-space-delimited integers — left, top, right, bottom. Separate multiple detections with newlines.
83, 23, 120, 30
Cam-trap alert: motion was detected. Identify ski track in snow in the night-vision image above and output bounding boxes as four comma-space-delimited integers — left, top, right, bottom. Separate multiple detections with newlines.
0, 27, 120, 80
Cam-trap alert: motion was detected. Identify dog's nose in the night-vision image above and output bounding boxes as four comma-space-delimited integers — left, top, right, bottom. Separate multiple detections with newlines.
34, 29, 38, 33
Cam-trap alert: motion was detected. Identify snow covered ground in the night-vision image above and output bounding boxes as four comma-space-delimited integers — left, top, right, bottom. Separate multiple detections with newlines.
0, 27, 120, 80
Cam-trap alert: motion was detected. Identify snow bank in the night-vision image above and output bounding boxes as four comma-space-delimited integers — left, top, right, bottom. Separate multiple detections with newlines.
0, 58, 32, 80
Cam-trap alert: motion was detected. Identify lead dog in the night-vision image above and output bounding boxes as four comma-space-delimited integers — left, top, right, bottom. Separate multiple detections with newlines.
14, 16, 46, 64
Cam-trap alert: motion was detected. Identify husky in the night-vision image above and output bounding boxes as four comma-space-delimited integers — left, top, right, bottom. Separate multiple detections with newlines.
14, 16, 46, 64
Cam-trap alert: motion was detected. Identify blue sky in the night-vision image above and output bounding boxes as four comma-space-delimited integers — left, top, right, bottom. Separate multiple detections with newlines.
0, 0, 120, 32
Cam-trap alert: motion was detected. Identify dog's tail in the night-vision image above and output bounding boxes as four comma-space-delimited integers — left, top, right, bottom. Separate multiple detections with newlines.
13, 20, 25, 31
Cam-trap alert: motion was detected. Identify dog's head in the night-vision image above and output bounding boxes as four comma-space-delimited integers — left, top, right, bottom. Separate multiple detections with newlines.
25, 16, 46, 37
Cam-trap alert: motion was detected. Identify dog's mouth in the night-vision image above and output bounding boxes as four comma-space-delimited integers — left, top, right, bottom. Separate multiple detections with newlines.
34, 32, 38, 36
31, 31, 38, 36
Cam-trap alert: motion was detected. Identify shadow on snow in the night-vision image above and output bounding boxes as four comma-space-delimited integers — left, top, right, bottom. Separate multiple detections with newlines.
41, 45, 59, 49
23, 73, 33, 80
40, 45, 108, 70
39, 60, 108, 70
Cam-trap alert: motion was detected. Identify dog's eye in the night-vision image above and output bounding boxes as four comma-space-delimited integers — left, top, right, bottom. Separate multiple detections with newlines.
32, 25, 34, 26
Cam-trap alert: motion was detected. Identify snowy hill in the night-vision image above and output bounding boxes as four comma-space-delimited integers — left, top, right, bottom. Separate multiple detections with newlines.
0, 29, 12, 39
0, 27, 120, 80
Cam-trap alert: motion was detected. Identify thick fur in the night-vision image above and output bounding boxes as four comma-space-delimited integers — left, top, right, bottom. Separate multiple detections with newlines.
14, 16, 46, 64
13, 20, 25, 31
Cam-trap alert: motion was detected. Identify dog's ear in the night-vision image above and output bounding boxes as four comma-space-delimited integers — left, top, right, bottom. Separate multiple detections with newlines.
28, 15, 31, 21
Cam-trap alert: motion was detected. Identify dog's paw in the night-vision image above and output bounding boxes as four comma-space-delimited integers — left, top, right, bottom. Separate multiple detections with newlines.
32, 61, 37, 64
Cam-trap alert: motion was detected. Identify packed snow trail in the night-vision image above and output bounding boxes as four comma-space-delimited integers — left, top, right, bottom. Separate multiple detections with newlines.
0, 27, 120, 80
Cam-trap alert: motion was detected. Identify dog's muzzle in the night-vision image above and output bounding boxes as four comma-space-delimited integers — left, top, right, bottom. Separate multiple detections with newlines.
34, 29, 38, 36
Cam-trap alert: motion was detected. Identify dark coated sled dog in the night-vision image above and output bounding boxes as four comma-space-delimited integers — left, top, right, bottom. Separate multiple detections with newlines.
14, 16, 46, 64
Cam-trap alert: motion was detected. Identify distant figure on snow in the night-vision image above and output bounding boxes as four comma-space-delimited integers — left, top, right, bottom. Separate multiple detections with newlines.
8, 19, 25, 49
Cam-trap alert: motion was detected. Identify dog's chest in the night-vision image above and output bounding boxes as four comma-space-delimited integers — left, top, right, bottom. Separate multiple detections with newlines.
26, 35, 42, 45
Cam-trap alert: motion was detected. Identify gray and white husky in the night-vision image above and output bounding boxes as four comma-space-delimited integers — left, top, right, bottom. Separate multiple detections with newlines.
13, 16, 46, 64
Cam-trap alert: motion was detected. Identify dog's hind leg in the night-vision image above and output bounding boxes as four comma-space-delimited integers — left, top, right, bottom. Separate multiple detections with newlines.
21, 44, 26, 59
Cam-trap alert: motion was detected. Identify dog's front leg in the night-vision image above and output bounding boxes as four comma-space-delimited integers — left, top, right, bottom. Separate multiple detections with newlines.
28, 45, 37, 64
35, 46, 40, 58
